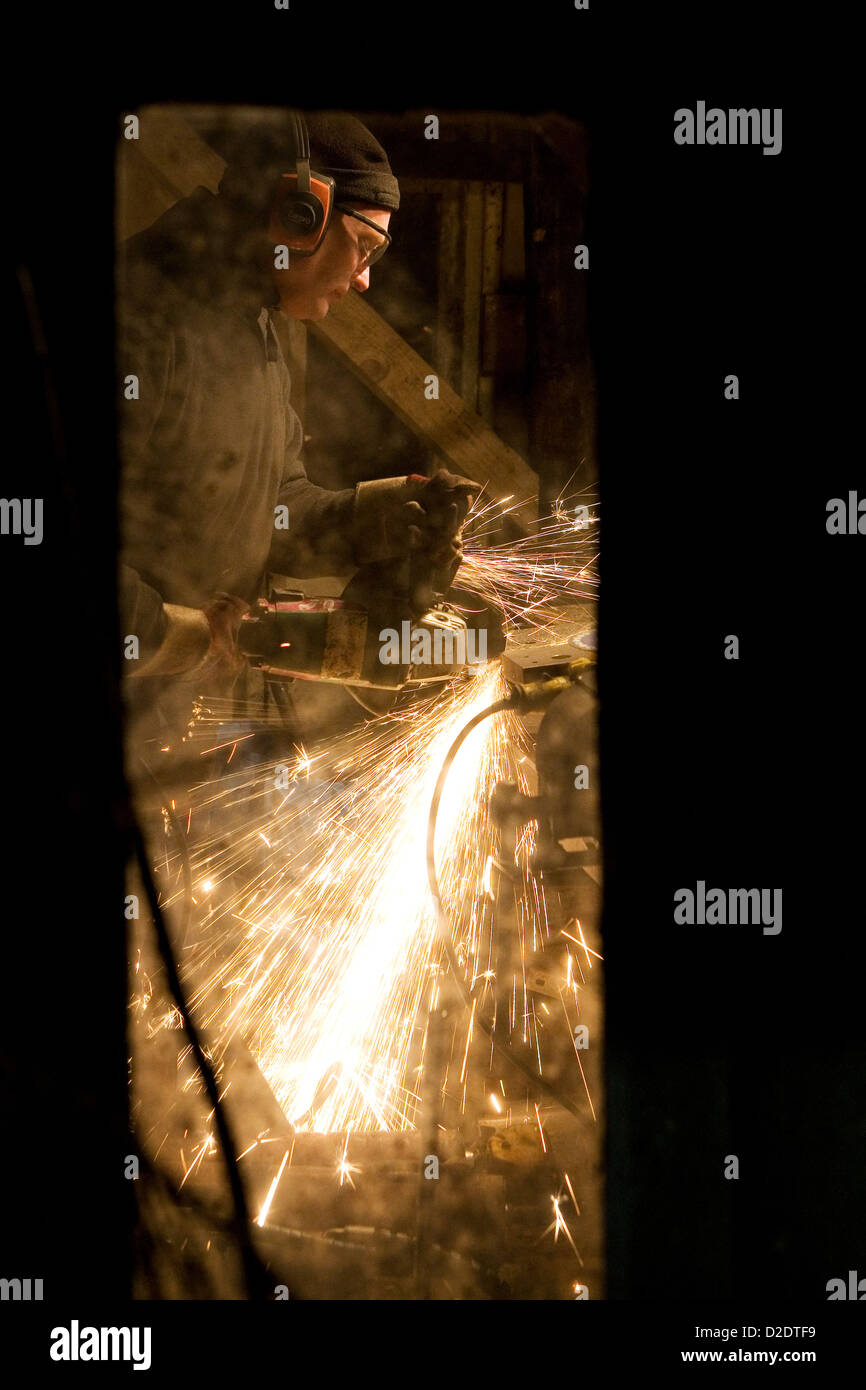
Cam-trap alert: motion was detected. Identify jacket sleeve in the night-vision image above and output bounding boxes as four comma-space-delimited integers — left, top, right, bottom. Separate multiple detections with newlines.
266, 401, 359, 579
119, 563, 168, 663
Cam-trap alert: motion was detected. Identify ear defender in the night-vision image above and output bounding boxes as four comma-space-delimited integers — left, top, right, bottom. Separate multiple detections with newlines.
268, 111, 336, 257
269, 171, 336, 255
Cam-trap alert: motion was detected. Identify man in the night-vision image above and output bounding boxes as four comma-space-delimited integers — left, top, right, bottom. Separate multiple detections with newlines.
119, 111, 479, 710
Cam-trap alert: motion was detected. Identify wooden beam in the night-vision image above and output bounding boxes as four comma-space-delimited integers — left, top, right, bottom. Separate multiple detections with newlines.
309, 290, 537, 522
117, 105, 226, 240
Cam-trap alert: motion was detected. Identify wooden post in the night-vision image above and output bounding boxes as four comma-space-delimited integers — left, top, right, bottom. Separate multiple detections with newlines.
478, 182, 504, 425
434, 184, 463, 396
524, 117, 596, 514
460, 182, 484, 411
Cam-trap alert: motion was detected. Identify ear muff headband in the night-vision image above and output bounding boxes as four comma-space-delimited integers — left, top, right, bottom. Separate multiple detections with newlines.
270, 112, 335, 257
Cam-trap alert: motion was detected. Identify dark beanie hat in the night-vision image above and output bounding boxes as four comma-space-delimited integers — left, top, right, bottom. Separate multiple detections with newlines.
218, 110, 399, 214
306, 112, 400, 211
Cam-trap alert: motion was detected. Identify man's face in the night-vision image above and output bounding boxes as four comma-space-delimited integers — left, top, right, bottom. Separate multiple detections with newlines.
270, 202, 391, 320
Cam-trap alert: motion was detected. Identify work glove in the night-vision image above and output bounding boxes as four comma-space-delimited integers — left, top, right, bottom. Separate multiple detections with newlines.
194, 593, 251, 687
352, 468, 481, 573
131, 593, 250, 687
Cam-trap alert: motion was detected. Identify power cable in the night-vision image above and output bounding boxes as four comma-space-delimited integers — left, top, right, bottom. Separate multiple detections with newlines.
130, 817, 271, 1299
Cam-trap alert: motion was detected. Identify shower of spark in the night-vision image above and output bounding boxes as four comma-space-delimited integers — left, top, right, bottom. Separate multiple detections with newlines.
149, 493, 594, 1137
460, 490, 599, 636
167, 667, 562, 1134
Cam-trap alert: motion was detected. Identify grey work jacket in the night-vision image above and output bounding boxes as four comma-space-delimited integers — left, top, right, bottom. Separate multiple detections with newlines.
119, 187, 357, 659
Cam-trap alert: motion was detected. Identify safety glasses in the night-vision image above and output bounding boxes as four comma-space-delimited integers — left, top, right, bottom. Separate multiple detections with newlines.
335, 203, 392, 272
